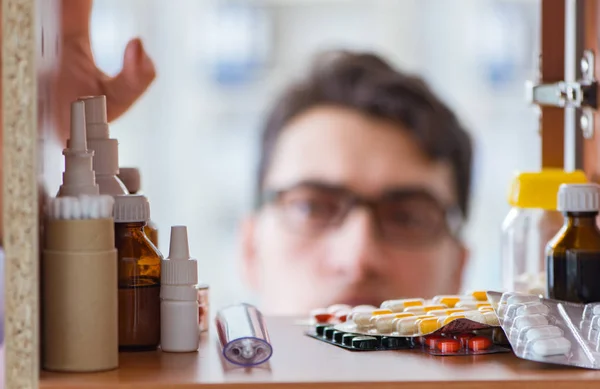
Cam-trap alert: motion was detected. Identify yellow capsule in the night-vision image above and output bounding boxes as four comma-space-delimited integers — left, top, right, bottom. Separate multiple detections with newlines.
417, 317, 441, 335
433, 295, 461, 308
445, 308, 466, 314
443, 314, 465, 326
476, 303, 492, 309
478, 307, 494, 313
372, 309, 393, 316
472, 290, 488, 302
403, 299, 425, 308
423, 304, 447, 312
394, 312, 415, 319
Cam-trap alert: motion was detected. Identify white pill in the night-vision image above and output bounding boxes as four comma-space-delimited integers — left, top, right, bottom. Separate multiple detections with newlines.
513, 314, 549, 331
328, 304, 352, 314
395, 317, 420, 335
404, 306, 426, 315
427, 309, 449, 317
507, 294, 539, 305
517, 303, 550, 316
380, 301, 406, 313
353, 312, 374, 328
464, 310, 486, 324
483, 311, 500, 326
531, 337, 571, 356
372, 314, 398, 333
593, 305, 600, 316
525, 325, 563, 342
455, 301, 478, 309
351, 305, 377, 314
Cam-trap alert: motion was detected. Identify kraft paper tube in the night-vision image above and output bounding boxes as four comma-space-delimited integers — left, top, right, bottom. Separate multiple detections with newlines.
42, 218, 118, 372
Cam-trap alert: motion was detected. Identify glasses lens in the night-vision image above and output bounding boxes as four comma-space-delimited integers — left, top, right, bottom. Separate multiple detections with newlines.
377, 194, 448, 244
277, 186, 348, 235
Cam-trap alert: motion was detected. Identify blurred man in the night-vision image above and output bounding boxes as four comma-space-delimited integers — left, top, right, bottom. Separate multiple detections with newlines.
241, 52, 473, 315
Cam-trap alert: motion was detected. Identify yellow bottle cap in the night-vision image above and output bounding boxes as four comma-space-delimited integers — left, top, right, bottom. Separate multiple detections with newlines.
508, 169, 588, 210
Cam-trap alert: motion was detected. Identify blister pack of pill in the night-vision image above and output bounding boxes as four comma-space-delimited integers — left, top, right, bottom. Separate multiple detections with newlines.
324, 292, 499, 338
306, 292, 510, 356
488, 291, 600, 369
307, 322, 510, 355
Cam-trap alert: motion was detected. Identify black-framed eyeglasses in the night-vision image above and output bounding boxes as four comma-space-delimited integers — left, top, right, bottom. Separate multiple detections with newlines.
259, 181, 463, 246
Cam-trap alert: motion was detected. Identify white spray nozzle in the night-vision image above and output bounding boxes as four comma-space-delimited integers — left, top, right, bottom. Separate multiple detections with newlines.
57, 101, 100, 197
168, 226, 191, 261
69, 101, 87, 151
78, 95, 109, 139
162, 225, 198, 286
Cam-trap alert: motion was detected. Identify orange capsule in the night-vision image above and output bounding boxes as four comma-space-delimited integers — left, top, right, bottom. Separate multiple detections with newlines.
454, 333, 474, 348
437, 338, 461, 353
424, 335, 445, 350
468, 336, 493, 351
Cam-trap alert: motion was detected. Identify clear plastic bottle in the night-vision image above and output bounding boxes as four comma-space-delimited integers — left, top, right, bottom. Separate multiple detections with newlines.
117, 167, 159, 247
501, 170, 587, 295
546, 183, 600, 303
114, 194, 163, 351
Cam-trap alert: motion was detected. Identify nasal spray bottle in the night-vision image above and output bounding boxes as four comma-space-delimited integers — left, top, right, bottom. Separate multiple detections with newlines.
160, 226, 200, 352
43, 101, 118, 372
76, 95, 128, 195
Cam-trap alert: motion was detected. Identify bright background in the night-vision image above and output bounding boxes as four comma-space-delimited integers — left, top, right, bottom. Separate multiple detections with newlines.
44, 0, 541, 311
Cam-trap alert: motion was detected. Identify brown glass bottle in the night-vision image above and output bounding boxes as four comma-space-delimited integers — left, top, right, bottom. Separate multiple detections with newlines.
114, 195, 163, 351
546, 184, 600, 304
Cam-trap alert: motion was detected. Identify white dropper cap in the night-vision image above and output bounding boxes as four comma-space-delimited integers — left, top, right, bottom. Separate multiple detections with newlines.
558, 183, 600, 212
57, 101, 100, 197
77, 95, 128, 195
162, 226, 199, 287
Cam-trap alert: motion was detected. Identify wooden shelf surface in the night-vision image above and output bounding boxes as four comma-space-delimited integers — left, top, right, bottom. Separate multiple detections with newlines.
40, 317, 600, 389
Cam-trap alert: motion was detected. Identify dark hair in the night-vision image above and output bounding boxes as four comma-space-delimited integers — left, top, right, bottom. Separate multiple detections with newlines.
257, 50, 473, 218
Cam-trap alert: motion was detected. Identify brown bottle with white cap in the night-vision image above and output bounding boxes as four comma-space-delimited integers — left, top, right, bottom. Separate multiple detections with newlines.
118, 167, 159, 248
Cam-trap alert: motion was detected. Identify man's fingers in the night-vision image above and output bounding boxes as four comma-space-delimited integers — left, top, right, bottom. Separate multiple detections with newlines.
102, 38, 156, 122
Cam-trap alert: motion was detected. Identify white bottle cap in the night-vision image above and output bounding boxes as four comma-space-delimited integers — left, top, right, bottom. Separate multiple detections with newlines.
57, 101, 100, 197
161, 226, 198, 287
557, 183, 600, 212
77, 96, 127, 195
113, 194, 150, 223
118, 167, 141, 194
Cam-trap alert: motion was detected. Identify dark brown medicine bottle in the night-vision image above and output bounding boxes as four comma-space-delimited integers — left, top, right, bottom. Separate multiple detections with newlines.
114, 194, 163, 351
546, 183, 600, 303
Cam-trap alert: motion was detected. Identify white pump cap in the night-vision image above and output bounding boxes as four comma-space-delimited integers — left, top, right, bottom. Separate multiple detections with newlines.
161, 226, 199, 287
77, 95, 128, 195
557, 183, 600, 212
113, 194, 150, 223
57, 101, 100, 197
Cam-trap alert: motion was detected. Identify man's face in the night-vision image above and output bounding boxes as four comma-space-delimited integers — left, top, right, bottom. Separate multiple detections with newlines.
242, 106, 467, 315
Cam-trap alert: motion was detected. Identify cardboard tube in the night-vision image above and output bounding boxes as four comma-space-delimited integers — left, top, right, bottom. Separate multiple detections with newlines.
45, 218, 114, 251
42, 218, 118, 372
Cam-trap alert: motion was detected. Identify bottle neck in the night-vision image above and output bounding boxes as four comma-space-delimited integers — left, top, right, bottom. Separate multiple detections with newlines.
115, 221, 147, 231
565, 211, 598, 227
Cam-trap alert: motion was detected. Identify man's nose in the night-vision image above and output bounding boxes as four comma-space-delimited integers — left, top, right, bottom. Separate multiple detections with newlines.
325, 208, 382, 279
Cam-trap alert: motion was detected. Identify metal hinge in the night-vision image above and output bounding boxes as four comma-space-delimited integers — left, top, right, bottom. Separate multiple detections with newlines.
527, 50, 597, 138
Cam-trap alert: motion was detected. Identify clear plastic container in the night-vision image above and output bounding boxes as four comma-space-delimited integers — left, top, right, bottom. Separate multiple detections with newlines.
501, 170, 587, 295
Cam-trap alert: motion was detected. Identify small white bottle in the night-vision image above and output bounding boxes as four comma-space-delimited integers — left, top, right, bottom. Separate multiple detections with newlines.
160, 226, 199, 352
